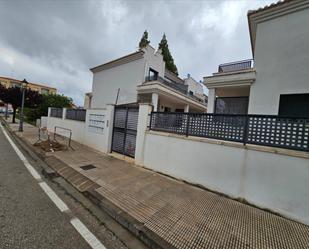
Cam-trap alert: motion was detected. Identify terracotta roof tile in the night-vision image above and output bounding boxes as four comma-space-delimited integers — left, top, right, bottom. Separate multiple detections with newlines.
248, 0, 293, 15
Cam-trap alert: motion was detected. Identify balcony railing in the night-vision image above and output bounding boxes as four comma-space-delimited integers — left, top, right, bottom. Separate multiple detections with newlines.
145, 75, 188, 94
149, 112, 309, 152
188, 91, 205, 104
145, 76, 206, 105
218, 59, 253, 73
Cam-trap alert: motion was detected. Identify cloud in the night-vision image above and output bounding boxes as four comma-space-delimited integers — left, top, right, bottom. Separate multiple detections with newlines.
0, 46, 15, 66
0, 0, 275, 105
0, 41, 91, 103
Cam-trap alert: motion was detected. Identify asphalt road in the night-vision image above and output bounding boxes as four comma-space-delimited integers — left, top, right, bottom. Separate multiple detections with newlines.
0, 125, 129, 249
0, 126, 96, 248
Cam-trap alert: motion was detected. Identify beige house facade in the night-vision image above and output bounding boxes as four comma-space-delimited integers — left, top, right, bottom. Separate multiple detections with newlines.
0, 76, 57, 95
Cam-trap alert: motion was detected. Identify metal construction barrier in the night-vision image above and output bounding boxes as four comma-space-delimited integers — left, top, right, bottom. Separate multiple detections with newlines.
53, 126, 74, 150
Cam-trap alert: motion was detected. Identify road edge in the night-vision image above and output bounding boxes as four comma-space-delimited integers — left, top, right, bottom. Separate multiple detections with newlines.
0, 118, 172, 249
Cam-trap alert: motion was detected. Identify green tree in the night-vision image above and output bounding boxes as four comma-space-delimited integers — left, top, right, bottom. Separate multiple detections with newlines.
0, 85, 42, 123
0, 83, 5, 95
158, 33, 178, 75
138, 30, 150, 49
25, 93, 73, 122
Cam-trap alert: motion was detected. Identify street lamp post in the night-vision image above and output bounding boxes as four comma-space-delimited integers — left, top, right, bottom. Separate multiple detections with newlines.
19, 79, 28, 132
5, 103, 8, 120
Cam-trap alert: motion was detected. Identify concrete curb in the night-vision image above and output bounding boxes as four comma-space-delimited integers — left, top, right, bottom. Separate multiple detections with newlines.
1, 119, 174, 249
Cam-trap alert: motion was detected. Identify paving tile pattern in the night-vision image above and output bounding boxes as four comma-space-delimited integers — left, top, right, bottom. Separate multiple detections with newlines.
10, 123, 309, 249
54, 151, 309, 249
45, 156, 99, 192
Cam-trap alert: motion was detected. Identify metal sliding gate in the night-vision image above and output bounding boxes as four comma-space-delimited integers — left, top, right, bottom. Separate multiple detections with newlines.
111, 106, 139, 157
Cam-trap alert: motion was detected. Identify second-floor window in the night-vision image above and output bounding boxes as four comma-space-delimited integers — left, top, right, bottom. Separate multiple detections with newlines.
148, 68, 158, 81
11, 82, 21, 88
41, 88, 50, 94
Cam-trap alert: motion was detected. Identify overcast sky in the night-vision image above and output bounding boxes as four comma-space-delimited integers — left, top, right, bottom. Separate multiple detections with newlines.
0, 0, 276, 105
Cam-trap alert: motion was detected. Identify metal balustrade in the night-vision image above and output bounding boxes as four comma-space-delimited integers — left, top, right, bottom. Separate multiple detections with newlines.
145, 75, 188, 94
66, 109, 86, 121
144, 76, 206, 104
50, 108, 63, 118
218, 59, 253, 73
149, 112, 309, 151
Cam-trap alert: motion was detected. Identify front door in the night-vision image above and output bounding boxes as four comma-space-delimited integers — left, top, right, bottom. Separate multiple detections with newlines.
111, 106, 139, 157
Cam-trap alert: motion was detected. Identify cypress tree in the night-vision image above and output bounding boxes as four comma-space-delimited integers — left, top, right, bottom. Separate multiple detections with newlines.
158, 34, 178, 75
138, 30, 150, 49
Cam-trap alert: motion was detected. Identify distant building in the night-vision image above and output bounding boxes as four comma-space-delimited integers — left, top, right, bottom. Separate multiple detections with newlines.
184, 75, 207, 105
0, 76, 57, 95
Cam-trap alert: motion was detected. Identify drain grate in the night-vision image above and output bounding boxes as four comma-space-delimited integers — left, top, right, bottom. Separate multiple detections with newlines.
80, 164, 96, 171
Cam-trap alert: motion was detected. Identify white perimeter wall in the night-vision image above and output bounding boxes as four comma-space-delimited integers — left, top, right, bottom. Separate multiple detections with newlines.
143, 132, 309, 225
83, 108, 113, 153
248, 8, 309, 114
47, 117, 86, 143
41, 116, 48, 128
46, 106, 114, 154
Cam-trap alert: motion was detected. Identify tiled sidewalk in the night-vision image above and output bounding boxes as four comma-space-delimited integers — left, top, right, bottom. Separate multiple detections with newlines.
6, 120, 309, 249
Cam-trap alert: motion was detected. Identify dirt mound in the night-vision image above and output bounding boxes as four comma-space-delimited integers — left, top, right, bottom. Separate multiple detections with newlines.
34, 140, 65, 152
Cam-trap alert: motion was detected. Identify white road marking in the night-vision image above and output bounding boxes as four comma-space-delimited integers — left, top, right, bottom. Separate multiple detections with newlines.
0, 123, 107, 249
0, 124, 27, 161
0, 124, 67, 212
39, 182, 70, 212
70, 218, 106, 249
23, 161, 42, 180
0, 123, 41, 180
